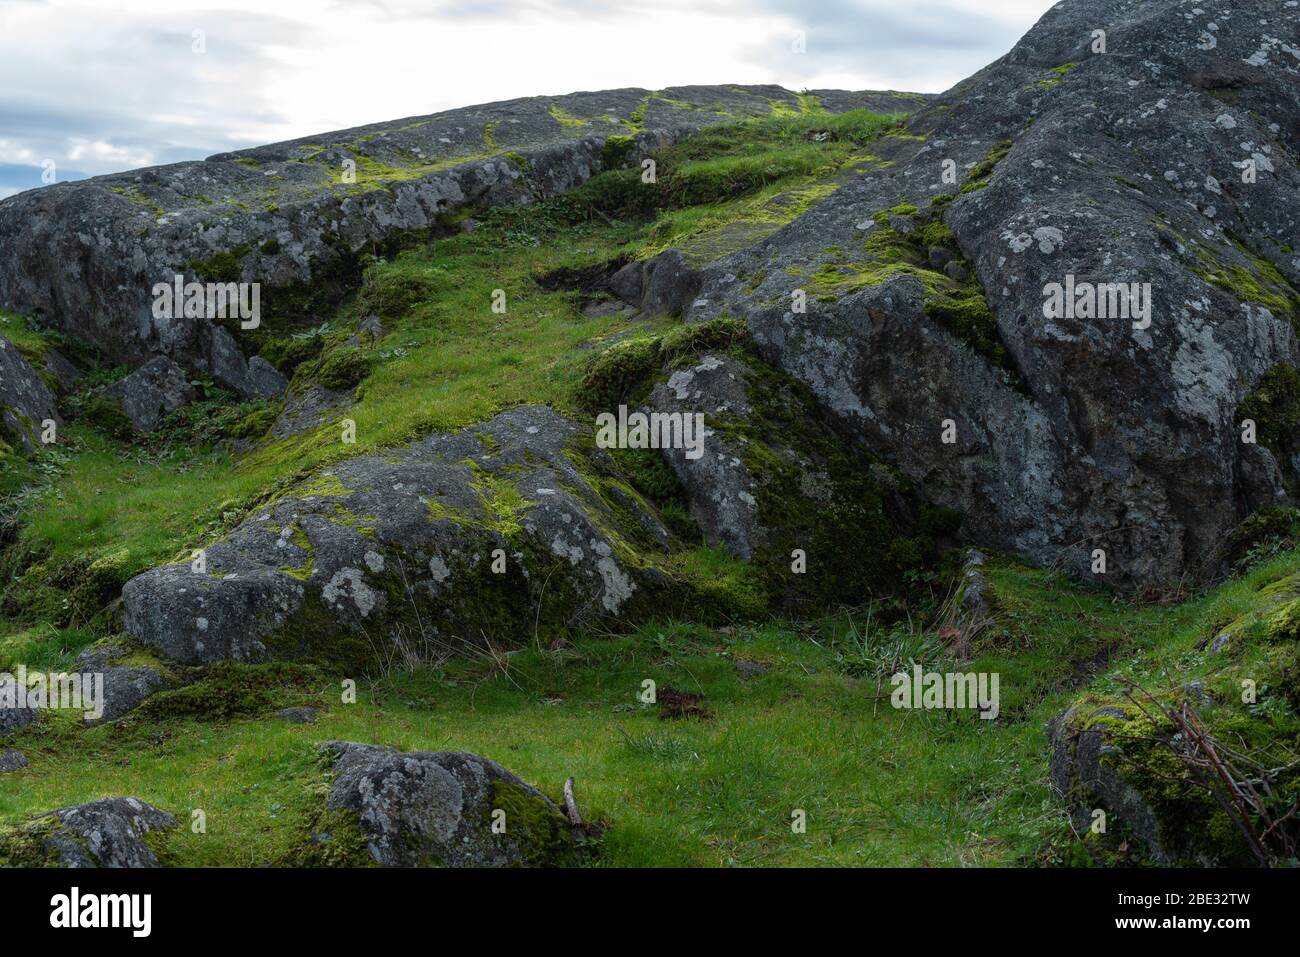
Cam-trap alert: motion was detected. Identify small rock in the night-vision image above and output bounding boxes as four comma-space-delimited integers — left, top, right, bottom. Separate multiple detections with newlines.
2, 797, 179, 867
356, 315, 384, 341
100, 356, 195, 432
0, 750, 27, 773
606, 260, 644, 306
276, 706, 319, 724
311, 741, 579, 867
246, 355, 288, 397
90, 666, 167, 724
640, 249, 702, 317
942, 260, 969, 282
0, 675, 37, 739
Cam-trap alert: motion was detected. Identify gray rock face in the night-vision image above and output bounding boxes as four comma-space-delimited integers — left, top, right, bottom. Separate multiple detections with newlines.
101, 356, 195, 432
685, 0, 1300, 585
33, 797, 177, 868
318, 741, 576, 867
0, 335, 58, 450
40, 349, 82, 392
0, 86, 921, 396
648, 353, 762, 558
122, 406, 669, 664
276, 706, 319, 724
270, 383, 353, 440
603, 250, 705, 317
95, 668, 167, 724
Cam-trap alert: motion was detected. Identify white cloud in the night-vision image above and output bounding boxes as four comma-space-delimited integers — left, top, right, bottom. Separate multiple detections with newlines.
0, 0, 1056, 195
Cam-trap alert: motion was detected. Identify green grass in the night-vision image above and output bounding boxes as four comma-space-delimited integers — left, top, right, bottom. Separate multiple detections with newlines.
4, 548, 1297, 866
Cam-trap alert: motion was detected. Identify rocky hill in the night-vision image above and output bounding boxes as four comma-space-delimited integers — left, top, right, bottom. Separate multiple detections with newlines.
0, 0, 1296, 869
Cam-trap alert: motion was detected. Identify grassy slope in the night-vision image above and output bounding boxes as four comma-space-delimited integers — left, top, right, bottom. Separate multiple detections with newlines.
2, 104, 1294, 866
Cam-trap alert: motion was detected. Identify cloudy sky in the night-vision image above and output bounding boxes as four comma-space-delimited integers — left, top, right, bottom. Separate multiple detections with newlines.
0, 0, 1057, 199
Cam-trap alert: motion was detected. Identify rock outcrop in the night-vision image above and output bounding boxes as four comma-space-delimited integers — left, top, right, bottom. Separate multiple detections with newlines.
296, 741, 579, 867
122, 406, 676, 665
0, 335, 58, 450
0, 86, 920, 396
0, 797, 177, 867
685, 0, 1300, 585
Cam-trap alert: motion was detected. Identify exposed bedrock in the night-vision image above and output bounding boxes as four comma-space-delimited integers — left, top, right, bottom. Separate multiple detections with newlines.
0, 86, 919, 397
686, 0, 1300, 585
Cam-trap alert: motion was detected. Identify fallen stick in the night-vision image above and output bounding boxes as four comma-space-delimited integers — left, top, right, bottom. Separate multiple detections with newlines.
563, 776, 582, 826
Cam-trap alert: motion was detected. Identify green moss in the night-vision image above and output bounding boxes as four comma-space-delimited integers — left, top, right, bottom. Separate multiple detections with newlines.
259, 335, 324, 375
80, 393, 136, 439
357, 268, 438, 321
601, 134, 635, 170
548, 104, 588, 130
486, 779, 578, 866
580, 318, 749, 413
810, 201, 1021, 384
230, 407, 277, 441
503, 151, 531, 175
1238, 362, 1300, 467
959, 139, 1013, 193
1038, 62, 1078, 88
918, 220, 955, 247
283, 803, 378, 867
1195, 249, 1298, 324
187, 249, 246, 283
467, 465, 533, 538
0, 816, 61, 867
293, 346, 370, 392
581, 336, 661, 411
134, 662, 324, 722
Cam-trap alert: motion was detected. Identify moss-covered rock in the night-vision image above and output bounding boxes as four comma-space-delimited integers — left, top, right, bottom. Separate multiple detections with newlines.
0, 797, 178, 867
286, 741, 585, 867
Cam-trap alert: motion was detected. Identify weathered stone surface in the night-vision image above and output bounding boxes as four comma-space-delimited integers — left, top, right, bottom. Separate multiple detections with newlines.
246, 355, 289, 397
0, 750, 26, 773
95, 668, 168, 724
1048, 703, 1222, 865
643, 345, 932, 610
0, 335, 58, 450
314, 741, 577, 867
0, 86, 922, 396
276, 706, 319, 724
0, 797, 178, 868
66, 646, 168, 724
270, 383, 352, 440
648, 353, 761, 558
122, 406, 671, 664
101, 356, 195, 432
0, 674, 37, 739
640, 249, 703, 317
685, 0, 1300, 585
41, 349, 82, 392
